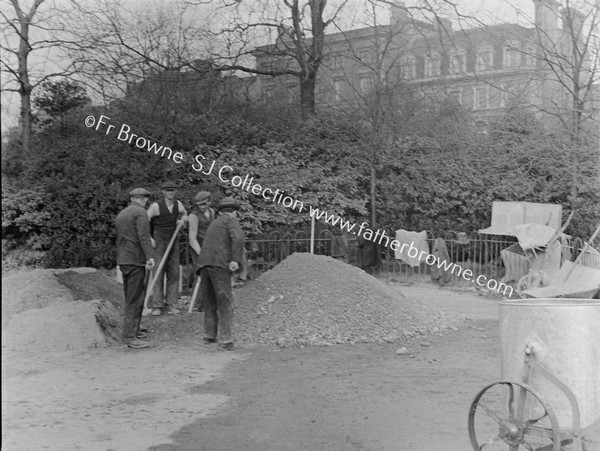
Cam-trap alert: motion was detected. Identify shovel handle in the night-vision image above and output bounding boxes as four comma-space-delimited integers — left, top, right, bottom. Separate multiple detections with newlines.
143, 221, 184, 308
188, 276, 202, 313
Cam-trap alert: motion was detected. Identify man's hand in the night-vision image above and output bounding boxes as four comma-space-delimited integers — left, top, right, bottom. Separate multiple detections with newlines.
228, 261, 239, 272
146, 258, 155, 270
177, 216, 188, 227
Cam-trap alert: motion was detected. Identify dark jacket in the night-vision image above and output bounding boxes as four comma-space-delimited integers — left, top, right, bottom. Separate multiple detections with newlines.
190, 206, 215, 243
197, 214, 245, 270
115, 203, 155, 266
357, 235, 380, 269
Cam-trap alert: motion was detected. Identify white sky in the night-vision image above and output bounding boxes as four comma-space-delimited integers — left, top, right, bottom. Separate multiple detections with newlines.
0, 0, 537, 134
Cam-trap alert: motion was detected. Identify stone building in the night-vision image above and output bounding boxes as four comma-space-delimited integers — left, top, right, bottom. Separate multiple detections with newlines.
253, 0, 598, 130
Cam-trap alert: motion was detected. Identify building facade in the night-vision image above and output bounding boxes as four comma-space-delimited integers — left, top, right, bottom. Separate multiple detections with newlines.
253, 0, 597, 130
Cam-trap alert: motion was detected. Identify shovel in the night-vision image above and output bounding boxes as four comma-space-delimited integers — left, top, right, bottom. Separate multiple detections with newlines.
142, 221, 184, 316
187, 275, 202, 313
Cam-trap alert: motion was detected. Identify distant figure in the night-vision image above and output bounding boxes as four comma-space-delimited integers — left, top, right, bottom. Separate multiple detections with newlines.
196, 197, 246, 350
357, 230, 381, 275
115, 188, 155, 349
147, 180, 188, 316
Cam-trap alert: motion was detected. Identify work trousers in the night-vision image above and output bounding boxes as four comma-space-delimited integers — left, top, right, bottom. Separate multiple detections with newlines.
120, 265, 147, 341
152, 235, 180, 308
199, 266, 234, 344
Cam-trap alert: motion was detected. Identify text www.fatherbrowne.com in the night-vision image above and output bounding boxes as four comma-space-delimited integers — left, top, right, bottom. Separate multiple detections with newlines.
83, 117, 512, 296
308, 206, 514, 297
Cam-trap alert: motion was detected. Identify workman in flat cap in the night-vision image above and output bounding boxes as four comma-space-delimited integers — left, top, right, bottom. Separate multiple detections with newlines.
196, 197, 245, 350
115, 188, 155, 349
147, 180, 188, 315
188, 191, 215, 311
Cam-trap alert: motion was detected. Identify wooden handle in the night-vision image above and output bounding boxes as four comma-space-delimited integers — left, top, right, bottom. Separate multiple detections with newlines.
143, 222, 184, 308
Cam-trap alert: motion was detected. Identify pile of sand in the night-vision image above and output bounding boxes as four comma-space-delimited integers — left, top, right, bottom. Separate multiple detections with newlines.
1, 268, 123, 355
233, 253, 452, 347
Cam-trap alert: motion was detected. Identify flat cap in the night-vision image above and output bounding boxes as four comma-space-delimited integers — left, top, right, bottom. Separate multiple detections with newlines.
160, 180, 178, 190
129, 187, 151, 197
194, 191, 212, 203
216, 196, 240, 211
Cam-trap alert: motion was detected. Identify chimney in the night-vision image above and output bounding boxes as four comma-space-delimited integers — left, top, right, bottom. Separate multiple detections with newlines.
390, 1, 409, 26
561, 7, 585, 36
533, 0, 560, 33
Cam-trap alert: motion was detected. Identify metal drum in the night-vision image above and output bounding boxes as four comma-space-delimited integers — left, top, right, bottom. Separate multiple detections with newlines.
499, 299, 600, 429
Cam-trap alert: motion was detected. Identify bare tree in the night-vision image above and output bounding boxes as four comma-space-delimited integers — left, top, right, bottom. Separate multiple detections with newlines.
1, 0, 80, 151
204, 0, 350, 118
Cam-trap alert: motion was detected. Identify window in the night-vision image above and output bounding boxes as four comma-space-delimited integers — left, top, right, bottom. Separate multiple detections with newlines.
524, 43, 537, 68
359, 74, 372, 94
358, 50, 371, 65
449, 50, 466, 75
505, 43, 521, 68
473, 86, 489, 109
424, 53, 441, 77
400, 54, 416, 80
332, 55, 342, 69
476, 47, 493, 71
447, 88, 462, 105
333, 79, 343, 104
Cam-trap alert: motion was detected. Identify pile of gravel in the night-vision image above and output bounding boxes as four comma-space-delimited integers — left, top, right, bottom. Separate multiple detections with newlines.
233, 253, 452, 347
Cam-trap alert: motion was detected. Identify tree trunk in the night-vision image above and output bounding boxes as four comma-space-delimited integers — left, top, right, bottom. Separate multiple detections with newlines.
11, 0, 42, 153
370, 146, 377, 227
300, 72, 316, 118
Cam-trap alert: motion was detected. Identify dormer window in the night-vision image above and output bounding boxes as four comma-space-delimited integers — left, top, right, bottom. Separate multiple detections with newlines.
449, 49, 466, 74
505, 42, 521, 68
400, 53, 416, 80
424, 53, 441, 77
476, 47, 494, 71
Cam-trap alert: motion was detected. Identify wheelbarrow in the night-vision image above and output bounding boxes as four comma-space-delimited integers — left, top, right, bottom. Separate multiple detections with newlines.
468, 298, 600, 450
516, 223, 600, 298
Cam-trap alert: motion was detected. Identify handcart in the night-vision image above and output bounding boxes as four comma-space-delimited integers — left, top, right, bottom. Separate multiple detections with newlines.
468, 298, 600, 450
517, 224, 600, 299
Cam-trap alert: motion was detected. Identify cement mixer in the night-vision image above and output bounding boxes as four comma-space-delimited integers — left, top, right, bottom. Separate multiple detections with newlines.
468, 299, 600, 450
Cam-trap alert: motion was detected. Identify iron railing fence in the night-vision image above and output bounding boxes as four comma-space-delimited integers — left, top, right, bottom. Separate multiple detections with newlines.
178, 229, 598, 293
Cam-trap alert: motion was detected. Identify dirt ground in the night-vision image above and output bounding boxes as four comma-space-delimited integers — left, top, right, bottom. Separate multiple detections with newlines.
2, 276, 599, 451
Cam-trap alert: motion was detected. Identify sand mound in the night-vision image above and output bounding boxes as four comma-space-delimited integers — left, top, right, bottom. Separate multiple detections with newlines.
1, 268, 123, 355
234, 253, 451, 347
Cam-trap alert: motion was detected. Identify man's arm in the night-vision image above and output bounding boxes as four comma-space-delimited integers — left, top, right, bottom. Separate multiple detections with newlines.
188, 214, 201, 255
147, 202, 159, 220
136, 210, 155, 265
228, 217, 245, 266
177, 200, 188, 225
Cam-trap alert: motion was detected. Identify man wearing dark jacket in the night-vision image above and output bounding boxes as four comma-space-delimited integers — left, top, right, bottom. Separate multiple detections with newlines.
188, 190, 215, 311
115, 188, 155, 349
196, 197, 245, 350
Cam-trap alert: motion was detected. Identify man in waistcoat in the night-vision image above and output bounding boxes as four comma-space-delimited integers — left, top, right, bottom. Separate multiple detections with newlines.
115, 188, 155, 349
188, 191, 215, 311
196, 197, 245, 350
147, 180, 188, 316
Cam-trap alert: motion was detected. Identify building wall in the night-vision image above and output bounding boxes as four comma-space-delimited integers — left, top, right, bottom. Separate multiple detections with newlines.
252, 0, 596, 130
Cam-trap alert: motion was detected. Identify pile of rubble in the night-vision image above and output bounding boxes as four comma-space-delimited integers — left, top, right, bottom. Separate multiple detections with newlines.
234, 253, 453, 347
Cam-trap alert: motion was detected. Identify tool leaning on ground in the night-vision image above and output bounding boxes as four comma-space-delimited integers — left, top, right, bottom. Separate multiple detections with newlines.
142, 221, 184, 317
187, 274, 202, 313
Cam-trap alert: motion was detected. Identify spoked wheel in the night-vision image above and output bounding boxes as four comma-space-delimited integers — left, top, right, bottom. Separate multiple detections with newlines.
516, 273, 543, 298
468, 381, 561, 451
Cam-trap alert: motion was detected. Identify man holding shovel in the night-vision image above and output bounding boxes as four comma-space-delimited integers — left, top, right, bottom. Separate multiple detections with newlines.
148, 180, 188, 316
188, 190, 215, 312
115, 188, 155, 349
196, 197, 245, 350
